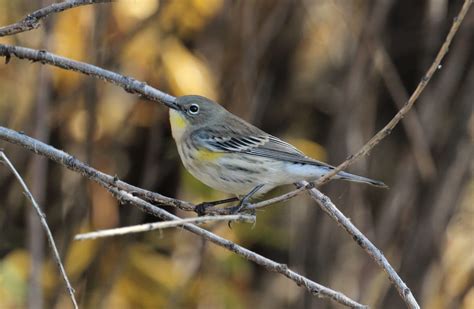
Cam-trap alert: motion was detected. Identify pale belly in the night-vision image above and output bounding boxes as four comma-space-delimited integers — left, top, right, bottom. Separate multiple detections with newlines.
176, 142, 329, 196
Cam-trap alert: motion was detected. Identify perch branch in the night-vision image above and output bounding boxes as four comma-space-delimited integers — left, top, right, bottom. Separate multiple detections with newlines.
0, 151, 78, 309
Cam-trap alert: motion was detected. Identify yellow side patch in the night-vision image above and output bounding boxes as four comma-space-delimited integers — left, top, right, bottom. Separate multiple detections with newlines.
196, 149, 224, 161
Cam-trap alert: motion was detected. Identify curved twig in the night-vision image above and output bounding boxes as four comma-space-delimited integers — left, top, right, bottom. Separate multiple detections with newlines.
0, 152, 78, 309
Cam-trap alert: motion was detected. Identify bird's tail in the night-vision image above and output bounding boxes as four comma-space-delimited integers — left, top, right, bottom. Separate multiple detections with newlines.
336, 171, 388, 188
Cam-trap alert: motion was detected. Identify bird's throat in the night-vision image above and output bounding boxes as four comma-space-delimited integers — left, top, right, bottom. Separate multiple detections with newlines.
169, 109, 187, 141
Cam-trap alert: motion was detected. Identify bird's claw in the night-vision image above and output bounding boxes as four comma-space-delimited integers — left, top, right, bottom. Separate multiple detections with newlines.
226, 202, 255, 229
229, 200, 256, 214
229, 201, 248, 214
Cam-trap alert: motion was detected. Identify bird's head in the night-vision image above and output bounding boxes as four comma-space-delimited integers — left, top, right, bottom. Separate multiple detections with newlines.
166, 95, 227, 129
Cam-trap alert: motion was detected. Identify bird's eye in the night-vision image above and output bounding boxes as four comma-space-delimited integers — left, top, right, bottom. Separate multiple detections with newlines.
188, 104, 200, 115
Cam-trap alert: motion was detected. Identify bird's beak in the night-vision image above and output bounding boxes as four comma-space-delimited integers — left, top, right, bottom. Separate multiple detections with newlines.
161, 95, 180, 111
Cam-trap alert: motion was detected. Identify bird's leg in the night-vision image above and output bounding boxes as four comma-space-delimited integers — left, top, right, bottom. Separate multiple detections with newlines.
230, 184, 264, 214
195, 197, 239, 216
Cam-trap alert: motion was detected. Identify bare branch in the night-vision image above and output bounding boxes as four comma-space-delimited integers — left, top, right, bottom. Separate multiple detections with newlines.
0, 152, 78, 309
299, 181, 420, 309
373, 42, 437, 180
0, 0, 113, 37
314, 0, 471, 187
0, 44, 176, 107
99, 190, 368, 308
0, 127, 365, 308
75, 214, 256, 240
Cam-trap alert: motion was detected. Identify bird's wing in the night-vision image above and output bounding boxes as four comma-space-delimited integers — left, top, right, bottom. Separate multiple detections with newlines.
192, 127, 331, 167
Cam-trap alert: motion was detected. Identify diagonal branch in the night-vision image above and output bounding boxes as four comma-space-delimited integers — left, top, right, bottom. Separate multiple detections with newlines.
0, 44, 176, 106
0, 127, 366, 308
373, 41, 437, 180
0, 126, 195, 212
0, 0, 113, 37
299, 181, 419, 309
0, 151, 78, 309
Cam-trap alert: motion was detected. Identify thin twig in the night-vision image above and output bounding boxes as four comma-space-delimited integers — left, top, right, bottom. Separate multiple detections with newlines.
0, 0, 113, 37
0, 129, 365, 308
75, 214, 256, 240
373, 42, 437, 180
248, 185, 307, 211
0, 152, 78, 309
298, 180, 419, 309
314, 0, 471, 187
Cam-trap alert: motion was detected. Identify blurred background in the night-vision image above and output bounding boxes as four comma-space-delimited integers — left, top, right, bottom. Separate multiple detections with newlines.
0, 0, 472, 308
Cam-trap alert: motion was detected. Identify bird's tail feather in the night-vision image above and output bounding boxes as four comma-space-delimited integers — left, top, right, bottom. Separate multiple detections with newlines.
337, 171, 388, 188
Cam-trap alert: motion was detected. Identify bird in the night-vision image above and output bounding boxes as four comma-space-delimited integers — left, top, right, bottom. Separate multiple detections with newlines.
164, 95, 386, 212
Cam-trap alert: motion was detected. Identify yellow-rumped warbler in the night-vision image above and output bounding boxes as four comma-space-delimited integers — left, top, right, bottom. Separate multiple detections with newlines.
164, 95, 386, 210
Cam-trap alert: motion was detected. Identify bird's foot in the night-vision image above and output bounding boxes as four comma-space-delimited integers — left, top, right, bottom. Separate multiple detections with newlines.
227, 202, 256, 228
227, 184, 263, 214
230, 200, 247, 214
194, 197, 240, 216
195, 202, 213, 216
